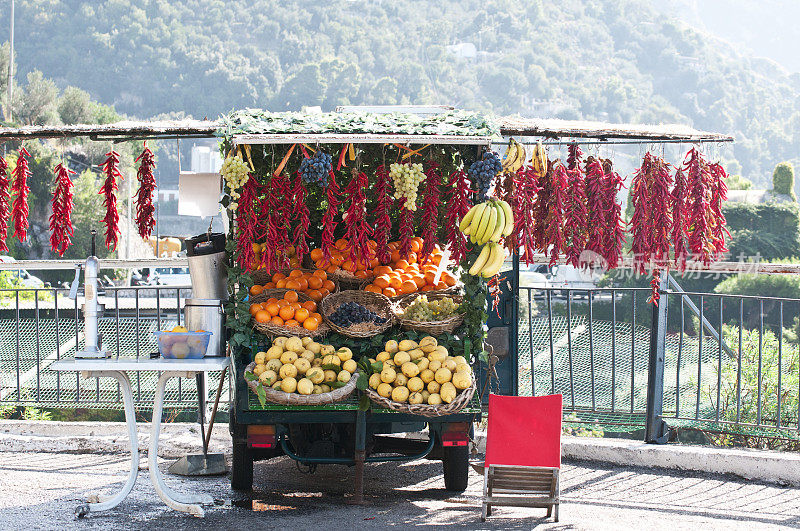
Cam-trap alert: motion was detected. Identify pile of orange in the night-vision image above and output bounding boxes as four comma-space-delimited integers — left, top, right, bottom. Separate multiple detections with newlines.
250, 269, 335, 302
250, 290, 323, 331
251, 243, 302, 270
360, 242, 456, 298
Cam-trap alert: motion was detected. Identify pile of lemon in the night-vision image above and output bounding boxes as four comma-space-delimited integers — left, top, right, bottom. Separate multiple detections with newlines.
367, 336, 472, 405
251, 336, 357, 395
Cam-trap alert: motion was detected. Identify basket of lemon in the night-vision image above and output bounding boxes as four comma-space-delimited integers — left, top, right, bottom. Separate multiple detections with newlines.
244, 335, 359, 406
361, 336, 476, 417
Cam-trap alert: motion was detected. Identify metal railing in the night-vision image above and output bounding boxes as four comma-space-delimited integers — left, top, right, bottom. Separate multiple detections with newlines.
0, 284, 227, 411
517, 282, 800, 442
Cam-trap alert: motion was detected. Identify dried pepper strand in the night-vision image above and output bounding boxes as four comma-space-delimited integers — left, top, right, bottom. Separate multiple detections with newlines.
134, 144, 157, 240
49, 163, 76, 257
630, 153, 673, 274
531, 162, 552, 252
600, 159, 625, 270
545, 163, 569, 266
648, 269, 661, 305
708, 162, 730, 258
290, 170, 310, 263
319, 168, 340, 266
11, 147, 31, 243
684, 148, 715, 265
567, 142, 582, 170
343, 170, 372, 268
584, 157, 607, 265
262, 173, 290, 272
671, 166, 689, 271
0, 156, 9, 252
373, 165, 393, 265
99, 150, 122, 250
444, 169, 472, 265
498, 167, 516, 253
563, 164, 588, 267
419, 161, 442, 263
512, 166, 540, 266
235, 176, 260, 271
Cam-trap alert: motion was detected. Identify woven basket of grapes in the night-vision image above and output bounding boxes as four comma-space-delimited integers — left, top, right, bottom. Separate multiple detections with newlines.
320, 290, 394, 338
395, 293, 464, 335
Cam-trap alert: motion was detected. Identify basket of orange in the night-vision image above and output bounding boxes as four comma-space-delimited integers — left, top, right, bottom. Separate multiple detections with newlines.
362, 262, 460, 301
308, 239, 380, 288
250, 268, 338, 304
249, 289, 328, 337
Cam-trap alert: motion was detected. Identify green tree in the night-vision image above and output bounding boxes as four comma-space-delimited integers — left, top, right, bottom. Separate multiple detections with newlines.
12, 71, 59, 126
57, 87, 93, 125
772, 161, 796, 200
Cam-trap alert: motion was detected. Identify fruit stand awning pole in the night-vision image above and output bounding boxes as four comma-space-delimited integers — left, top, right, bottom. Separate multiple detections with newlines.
229, 133, 492, 146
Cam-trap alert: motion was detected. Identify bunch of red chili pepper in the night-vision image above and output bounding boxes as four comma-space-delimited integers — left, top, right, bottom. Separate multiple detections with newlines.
0, 155, 9, 252
11, 147, 31, 243
544, 163, 569, 265
373, 165, 393, 265
134, 143, 157, 240
49, 163, 75, 256
319, 168, 340, 265
444, 169, 472, 265
343, 170, 372, 268
418, 161, 442, 263
235, 176, 261, 271
290, 170, 310, 263
99, 150, 122, 250
512, 166, 540, 265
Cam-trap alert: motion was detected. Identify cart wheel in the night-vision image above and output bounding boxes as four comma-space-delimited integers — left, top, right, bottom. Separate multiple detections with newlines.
442, 445, 469, 492
231, 442, 253, 491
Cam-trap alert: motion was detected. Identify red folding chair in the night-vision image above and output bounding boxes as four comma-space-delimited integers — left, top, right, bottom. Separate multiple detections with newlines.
481, 393, 562, 522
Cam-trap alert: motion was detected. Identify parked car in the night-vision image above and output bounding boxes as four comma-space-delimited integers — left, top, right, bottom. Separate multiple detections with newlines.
0, 256, 46, 288
147, 267, 191, 286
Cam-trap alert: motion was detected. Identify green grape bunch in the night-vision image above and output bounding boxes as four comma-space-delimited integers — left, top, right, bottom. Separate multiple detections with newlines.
402, 295, 458, 322
221, 154, 250, 210
389, 162, 426, 211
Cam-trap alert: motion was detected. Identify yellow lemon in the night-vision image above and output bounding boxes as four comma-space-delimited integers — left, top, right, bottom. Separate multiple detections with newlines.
398, 339, 418, 351
381, 367, 397, 384
294, 358, 311, 375
254, 351, 267, 365
266, 358, 282, 372
408, 392, 424, 405
435, 368, 453, 384
401, 361, 420, 378
368, 373, 381, 389
337, 370, 352, 383
377, 382, 393, 398
307, 367, 325, 384
394, 351, 411, 366
427, 380, 441, 394
420, 369, 435, 384
280, 351, 298, 365
323, 370, 338, 383
376, 351, 391, 362
440, 382, 457, 403
391, 386, 410, 403
419, 336, 437, 352
253, 364, 266, 377
427, 393, 442, 405
297, 378, 314, 395
394, 373, 408, 387
452, 371, 472, 390
266, 345, 283, 360
342, 359, 358, 374
281, 377, 297, 393
284, 336, 304, 353
407, 376, 424, 393
259, 369, 277, 386
384, 340, 399, 354
336, 347, 353, 362
279, 363, 298, 379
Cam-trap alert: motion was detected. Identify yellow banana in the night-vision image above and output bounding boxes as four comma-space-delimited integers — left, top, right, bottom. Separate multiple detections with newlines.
489, 202, 505, 243
459, 203, 479, 232
512, 142, 526, 173
468, 202, 488, 237
468, 244, 492, 276
481, 243, 506, 278
497, 199, 514, 237
473, 203, 493, 244
501, 139, 517, 170
537, 140, 548, 175
479, 203, 498, 244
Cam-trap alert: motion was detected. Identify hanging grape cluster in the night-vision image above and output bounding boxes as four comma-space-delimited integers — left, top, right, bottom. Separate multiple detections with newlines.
221, 153, 250, 210
468, 151, 502, 201
389, 162, 426, 210
299, 150, 332, 186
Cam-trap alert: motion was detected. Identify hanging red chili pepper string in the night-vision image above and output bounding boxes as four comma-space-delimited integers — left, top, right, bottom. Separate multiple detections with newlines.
671, 166, 689, 271
134, 143, 157, 240
11, 147, 31, 243
708, 162, 730, 258
99, 150, 122, 250
600, 159, 625, 270
235, 176, 261, 271
683, 148, 715, 266
584, 157, 607, 266
261, 172, 290, 272
373, 165, 393, 265
290, 170, 311, 263
343, 170, 372, 268
512, 166, 540, 266
418, 161, 442, 263
49, 163, 75, 257
0, 155, 10, 253
531, 162, 552, 253
567, 142, 582, 170
545, 163, 569, 266
319, 168, 340, 266
444, 169, 473, 265
563, 163, 588, 267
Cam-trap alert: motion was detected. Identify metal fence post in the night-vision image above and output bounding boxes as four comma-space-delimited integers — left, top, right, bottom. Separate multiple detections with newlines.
645, 271, 670, 443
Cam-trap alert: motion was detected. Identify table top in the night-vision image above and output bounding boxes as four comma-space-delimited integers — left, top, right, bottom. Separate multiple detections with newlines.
49, 357, 230, 373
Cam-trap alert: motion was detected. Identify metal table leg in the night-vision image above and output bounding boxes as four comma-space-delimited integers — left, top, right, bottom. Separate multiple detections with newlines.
77, 370, 138, 516
149, 371, 214, 517
351, 409, 366, 504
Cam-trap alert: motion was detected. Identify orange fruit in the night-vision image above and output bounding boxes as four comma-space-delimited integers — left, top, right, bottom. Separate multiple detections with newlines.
264, 281, 276, 289
374, 265, 391, 276
276, 278, 288, 289
431, 254, 442, 265
391, 249, 402, 263
294, 308, 310, 323
395, 259, 409, 271
289, 258, 301, 268
330, 255, 343, 267
303, 319, 319, 331
270, 316, 285, 326
284, 290, 299, 303
295, 277, 309, 291
410, 239, 422, 252
424, 271, 436, 285
267, 297, 279, 305
407, 252, 417, 264
342, 260, 357, 273
319, 288, 330, 298
289, 269, 304, 278
308, 276, 323, 290
401, 280, 417, 294
265, 302, 280, 317
323, 280, 335, 291
279, 306, 295, 321
255, 310, 271, 323
442, 272, 457, 287
284, 319, 300, 327
277, 299, 289, 308
374, 276, 390, 289
383, 287, 398, 298
289, 302, 301, 310
307, 289, 323, 302
389, 276, 403, 290
365, 284, 382, 293
249, 285, 264, 296
412, 275, 426, 289
354, 270, 370, 279
312, 269, 327, 280
285, 278, 301, 290
326, 264, 339, 274
272, 272, 286, 283
311, 312, 323, 323
301, 300, 317, 312
310, 248, 323, 261
435, 281, 448, 290
249, 304, 262, 316
421, 285, 435, 291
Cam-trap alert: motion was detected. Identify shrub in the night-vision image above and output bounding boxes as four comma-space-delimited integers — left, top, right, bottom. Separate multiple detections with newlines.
772, 161, 797, 200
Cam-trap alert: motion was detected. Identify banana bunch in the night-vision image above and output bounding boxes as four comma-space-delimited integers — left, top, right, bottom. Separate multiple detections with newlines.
458, 199, 513, 278
501, 139, 526, 174
530, 139, 548, 176
468, 241, 506, 278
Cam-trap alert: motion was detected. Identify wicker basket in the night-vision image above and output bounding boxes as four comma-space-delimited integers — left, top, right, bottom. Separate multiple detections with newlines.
249, 288, 328, 338
250, 288, 313, 306
251, 269, 340, 294
363, 370, 477, 417
331, 270, 374, 289
244, 362, 357, 405
320, 290, 394, 338
394, 293, 465, 335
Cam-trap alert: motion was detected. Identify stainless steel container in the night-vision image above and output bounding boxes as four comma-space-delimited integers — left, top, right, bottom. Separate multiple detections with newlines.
184, 298, 226, 357
187, 251, 228, 300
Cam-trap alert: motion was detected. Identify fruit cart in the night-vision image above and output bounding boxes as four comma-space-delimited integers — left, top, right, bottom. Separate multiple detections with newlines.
220, 112, 497, 500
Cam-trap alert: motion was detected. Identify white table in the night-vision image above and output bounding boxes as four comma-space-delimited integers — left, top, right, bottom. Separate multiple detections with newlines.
50, 357, 231, 518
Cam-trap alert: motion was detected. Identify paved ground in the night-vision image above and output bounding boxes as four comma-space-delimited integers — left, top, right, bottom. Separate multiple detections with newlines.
0, 451, 799, 530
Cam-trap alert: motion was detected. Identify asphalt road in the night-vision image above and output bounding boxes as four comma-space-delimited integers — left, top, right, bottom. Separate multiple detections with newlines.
0, 451, 799, 530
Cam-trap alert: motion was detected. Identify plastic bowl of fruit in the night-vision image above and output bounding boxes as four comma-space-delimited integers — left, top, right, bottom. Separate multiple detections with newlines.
155, 328, 212, 359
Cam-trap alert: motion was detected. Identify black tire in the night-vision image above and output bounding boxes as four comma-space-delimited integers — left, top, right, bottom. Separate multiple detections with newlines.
231, 441, 253, 491
442, 445, 469, 492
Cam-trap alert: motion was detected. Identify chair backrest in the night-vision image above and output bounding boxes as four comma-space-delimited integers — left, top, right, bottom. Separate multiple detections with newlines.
485, 394, 562, 468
